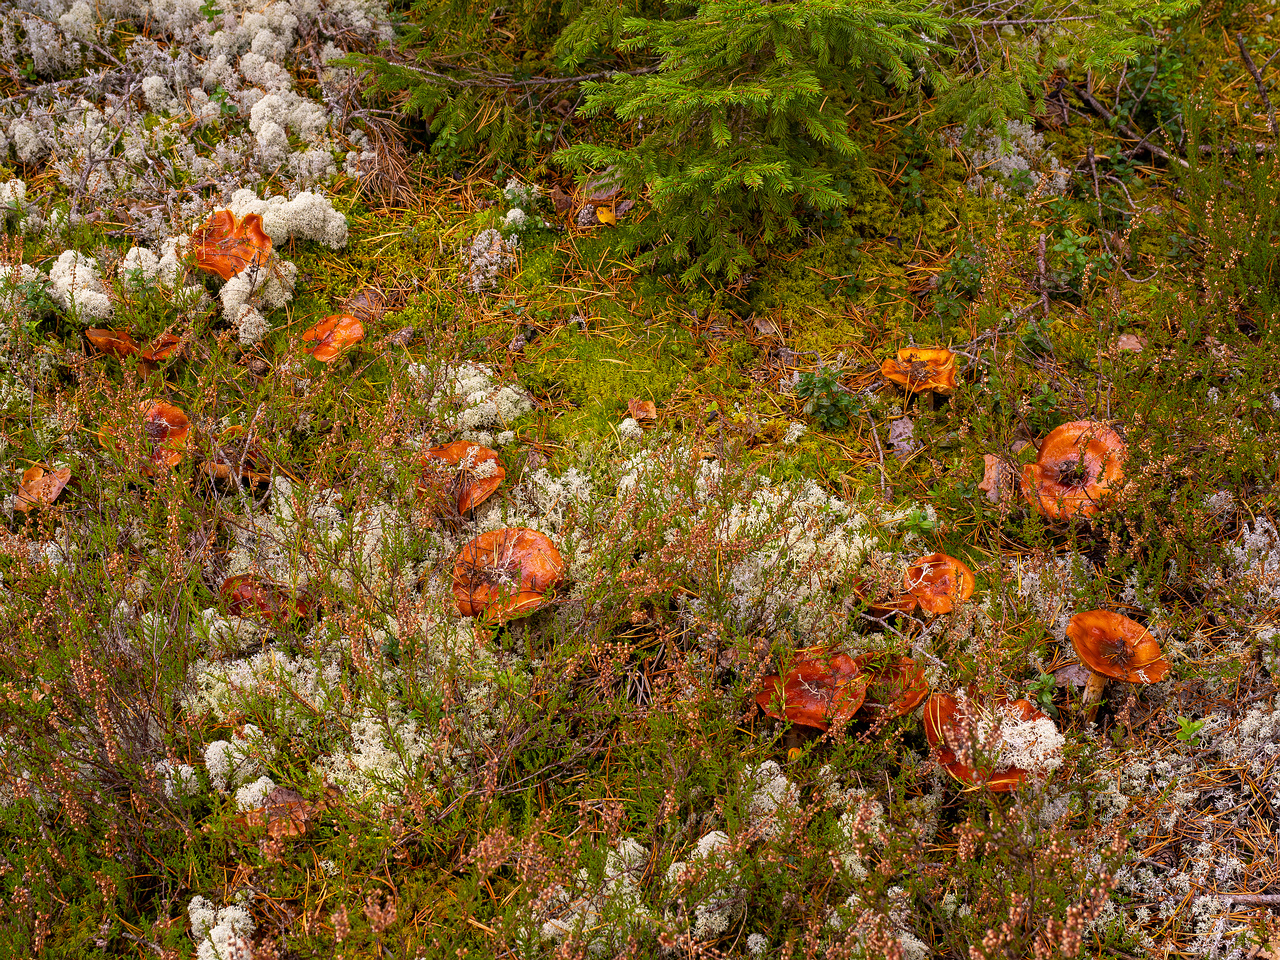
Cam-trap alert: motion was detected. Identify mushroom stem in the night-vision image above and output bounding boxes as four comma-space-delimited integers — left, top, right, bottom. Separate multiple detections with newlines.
1081, 669, 1107, 723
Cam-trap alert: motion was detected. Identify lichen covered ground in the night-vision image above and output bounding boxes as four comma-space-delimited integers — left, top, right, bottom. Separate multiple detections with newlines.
2, 0, 1280, 958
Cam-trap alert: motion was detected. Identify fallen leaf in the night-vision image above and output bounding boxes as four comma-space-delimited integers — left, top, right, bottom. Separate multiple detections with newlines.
1116, 333, 1145, 352
627, 399, 656, 423
582, 168, 623, 203
221, 574, 312, 622
550, 185, 574, 216
229, 783, 342, 838
887, 417, 918, 460
142, 333, 182, 363
15, 465, 72, 513
341, 287, 387, 324
751, 314, 782, 338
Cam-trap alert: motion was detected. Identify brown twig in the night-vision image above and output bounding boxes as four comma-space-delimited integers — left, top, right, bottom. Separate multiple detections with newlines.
1069, 80, 1189, 170
1234, 32, 1278, 138
1221, 893, 1280, 905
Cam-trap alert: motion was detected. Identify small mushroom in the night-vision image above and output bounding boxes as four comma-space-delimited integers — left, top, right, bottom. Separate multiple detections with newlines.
192, 210, 273, 280
904, 553, 975, 614
1067, 609, 1170, 722
418, 441, 505, 514
221, 574, 312, 622
301, 314, 364, 362
850, 653, 930, 719
202, 425, 272, 486
881, 347, 957, 395
15, 465, 72, 513
756, 652, 869, 731
453, 527, 565, 622
1021, 420, 1126, 520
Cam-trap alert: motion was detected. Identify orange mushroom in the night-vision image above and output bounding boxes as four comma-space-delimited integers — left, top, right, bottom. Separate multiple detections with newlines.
140, 401, 190, 470
192, 210, 273, 280
1021, 420, 1126, 520
142, 333, 182, 363
851, 653, 930, 719
86, 328, 140, 359
15, 465, 72, 513
756, 652, 869, 732
904, 553, 975, 614
221, 574, 312, 622
301, 314, 364, 362
881, 347, 957, 395
418, 441, 505, 515
453, 528, 565, 621
1067, 609, 1170, 722
924, 693, 1053, 792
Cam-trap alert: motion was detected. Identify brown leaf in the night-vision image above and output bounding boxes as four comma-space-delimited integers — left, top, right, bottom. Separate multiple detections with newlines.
15, 465, 72, 513
1115, 333, 1145, 352
626, 399, 656, 423
234, 784, 341, 839
581, 168, 623, 203
550, 185, 574, 217
221, 575, 312, 622
142, 333, 182, 363
341, 287, 387, 324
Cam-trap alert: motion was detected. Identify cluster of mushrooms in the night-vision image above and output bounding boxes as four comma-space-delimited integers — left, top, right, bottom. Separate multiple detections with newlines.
15, 253, 1167, 792
753, 347, 1163, 791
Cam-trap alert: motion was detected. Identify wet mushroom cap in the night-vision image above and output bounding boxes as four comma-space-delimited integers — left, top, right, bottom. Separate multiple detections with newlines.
221, 574, 312, 621
1021, 420, 1126, 520
756, 652, 869, 731
15, 465, 72, 513
86, 329, 140, 359
923, 693, 1028, 792
850, 653, 929, 719
418, 441, 505, 514
904, 553, 976, 615
1067, 609, 1171, 683
192, 210, 273, 280
140, 401, 190, 468
881, 347, 957, 394
301, 314, 365, 362
452, 527, 565, 621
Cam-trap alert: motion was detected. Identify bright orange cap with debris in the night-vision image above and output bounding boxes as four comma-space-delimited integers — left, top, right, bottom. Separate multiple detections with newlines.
1021, 420, 1126, 520
453, 528, 565, 622
881, 347, 957, 394
1067, 610, 1170, 684
756, 652, 868, 731
904, 553, 976, 614
418, 441, 505, 514
301, 314, 364, 362
851, 653, 930, 719
192, 210, 272, 280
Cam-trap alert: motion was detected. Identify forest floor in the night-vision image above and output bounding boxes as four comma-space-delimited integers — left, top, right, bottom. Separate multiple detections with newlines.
1, 0, 1280, 957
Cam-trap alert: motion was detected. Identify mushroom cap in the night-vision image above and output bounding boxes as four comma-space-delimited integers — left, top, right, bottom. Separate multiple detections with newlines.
418, 441, 505, 514
301, 314, 365, 362
923, 693, 1037, 792
15, 465, 72, 513
881, 347, 957, 394
1067, 609, 1170, 683
221, 574, 312, 622
851, 653, 930, 719
140, 401, 190, 469
756, 652, 868, 732
851, 575, 918, 619
192, 210, 273, 280
142, 333, 182, 363
86, 328, 140, 359
1021, 420, 1126, 520
904, 553, 976, 614
452, 527, 565, 621
203, 425, 272, 486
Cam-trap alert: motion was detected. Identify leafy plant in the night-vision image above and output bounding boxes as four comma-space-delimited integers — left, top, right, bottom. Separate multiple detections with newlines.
1174, 715, 1205, 744
795, 368, 859, 431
